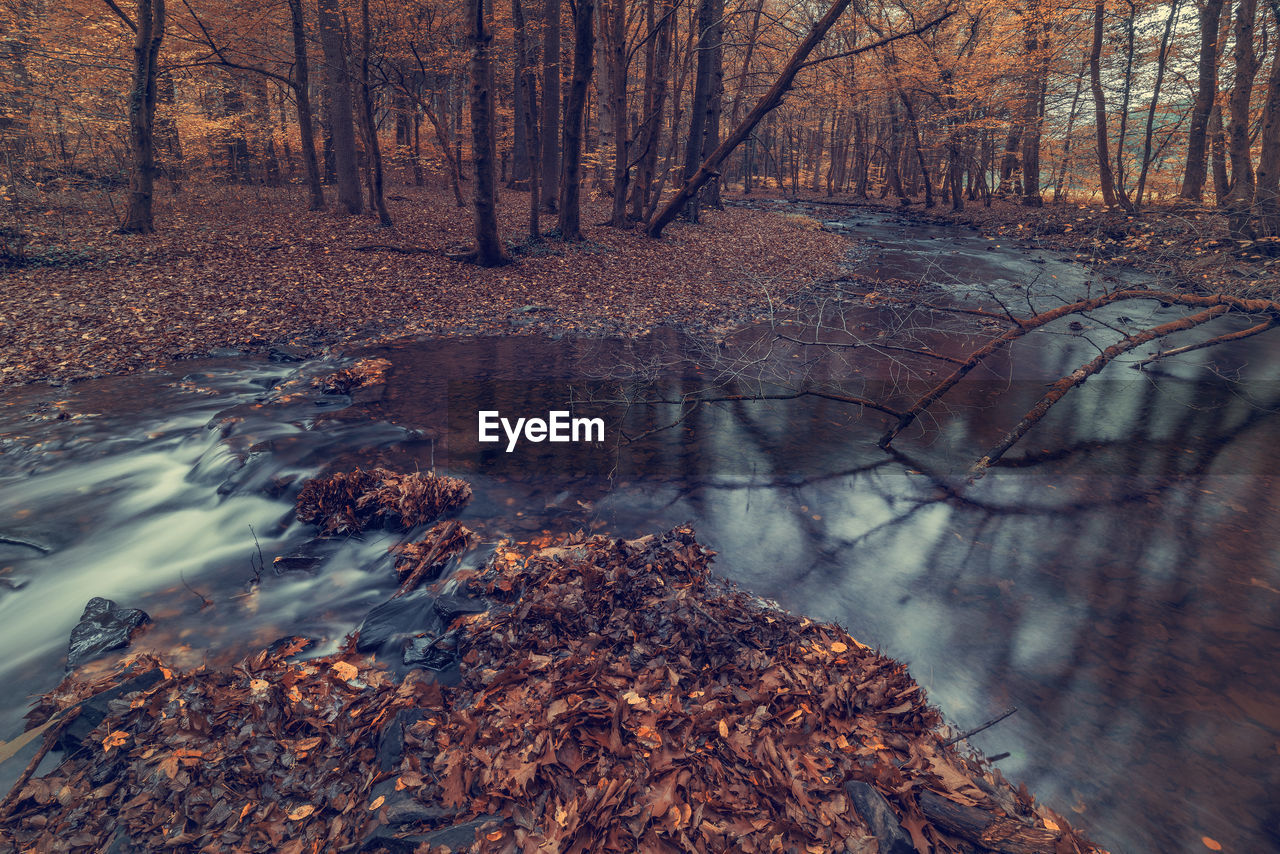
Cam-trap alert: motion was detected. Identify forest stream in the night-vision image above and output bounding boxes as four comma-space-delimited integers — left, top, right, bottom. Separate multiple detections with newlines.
1, 206, 1277, 853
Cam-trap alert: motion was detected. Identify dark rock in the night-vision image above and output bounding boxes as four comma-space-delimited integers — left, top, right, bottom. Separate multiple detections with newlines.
403, 628, 460, 672
206, 347, 243, 358
67, 598, 151, 670
432, 594, 487, 627
268, 345, 307, 363
420, 817, 504, 851
356, 592, 443, 655
56, 666, 165, 753
376, 708, 424, 772
845, 781, 915, 854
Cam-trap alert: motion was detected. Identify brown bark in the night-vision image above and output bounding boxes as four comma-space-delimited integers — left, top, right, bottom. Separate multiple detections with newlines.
466, 0, 509, 265
557, 0, 594, 240
1225, 0, 1260, 238
1089, 0, 1129, 210
288, 0, 324, 210
1181, 0, 1226, 201
629, 0, 674, 221
116, 0, 165, 234
1256, 1, 1280, 235
541, 0, 561, 212
318, 0, 362, 214
1135, 0, 1180, 208
357, 0, 390, 226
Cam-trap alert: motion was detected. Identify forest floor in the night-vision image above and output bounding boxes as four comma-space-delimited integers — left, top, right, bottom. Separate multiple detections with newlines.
765, 192, 1280, 299
0, 183, 845, 390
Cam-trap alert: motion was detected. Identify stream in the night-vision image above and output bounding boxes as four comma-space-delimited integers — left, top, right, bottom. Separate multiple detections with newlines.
1, 205, 1278, 853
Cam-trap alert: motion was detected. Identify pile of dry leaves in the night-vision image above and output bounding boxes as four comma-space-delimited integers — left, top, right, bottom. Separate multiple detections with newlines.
0, 524, 1104, 853
294, 468, 472, 535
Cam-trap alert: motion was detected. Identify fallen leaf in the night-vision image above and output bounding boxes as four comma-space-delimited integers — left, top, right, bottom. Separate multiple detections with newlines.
287, 805, 316, 820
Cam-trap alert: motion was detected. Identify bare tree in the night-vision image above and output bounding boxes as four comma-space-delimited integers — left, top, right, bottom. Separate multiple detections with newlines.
108, 0, 166, 234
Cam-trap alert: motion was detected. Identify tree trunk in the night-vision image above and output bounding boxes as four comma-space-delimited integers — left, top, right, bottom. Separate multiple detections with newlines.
699, 0, 724, 208
680, 0, 716, 223
357, 0, 391, 225
603, 0, 630, 226
1020, 13, 1047, 207
1210, 99, 1230, 202
288, 0, 324, 209
1224, 0, 1259, 238
318, 0, 362, 213
155, 67, 183, 193
466, 0, 508, 264
118, 0, 166, 234
1135, 0, 1181, 208
1255, 0, 1280, 235
1181, 0, 1226, 201
509, 0, 532, 186
541, 0, 561, 211
629, 0, 674, 221
557, 0, 595, 239
1089, 0, 1128, 209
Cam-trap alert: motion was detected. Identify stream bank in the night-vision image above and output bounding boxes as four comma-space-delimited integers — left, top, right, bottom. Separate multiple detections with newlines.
1, 206, 1277, 851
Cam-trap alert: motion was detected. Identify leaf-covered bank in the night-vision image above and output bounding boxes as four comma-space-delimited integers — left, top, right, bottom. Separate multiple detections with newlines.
0, 187, 844, 391
1, 525, 1103, 853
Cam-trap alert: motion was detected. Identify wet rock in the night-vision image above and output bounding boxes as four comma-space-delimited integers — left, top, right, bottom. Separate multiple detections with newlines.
268, 345, 307, 363
845, 781, 915, 854
403, 628, 461, 673
67, 597, 150, 670
376, 708, 424, 772
206, 347, 243, 358
432, 594, 487, 627
56, 666, 165, 752
271, 538, 336, 574
363, 816, 505, 853
355, 592, 443, 655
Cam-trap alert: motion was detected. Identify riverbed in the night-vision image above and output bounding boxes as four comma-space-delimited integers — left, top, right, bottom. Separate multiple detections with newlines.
1, 205, 1277, 852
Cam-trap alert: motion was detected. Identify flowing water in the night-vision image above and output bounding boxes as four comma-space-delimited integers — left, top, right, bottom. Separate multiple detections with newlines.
1, 206, 1277, 852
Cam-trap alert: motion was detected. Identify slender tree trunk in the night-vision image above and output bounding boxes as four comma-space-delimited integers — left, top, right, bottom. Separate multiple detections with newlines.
630, 0, 673, 220
680, 0, 716, 222
118, 0, 166, 234
1225, 0, 1259, 237
899, 92, 932, 208
357, 0, 390, 225
510, 0, 531, 186
1053, 61, 1086, 204
1181, 0, 1226, 201
318, 0, 362, 213
884, 94, 907, 203
288, 0, 324, 209
541, 0, 561, 211
604, 0, 630, 226
1089, 0, 1129, 209
466, 0, 508, 264
1210, 99, 1230, 202
155, 67, 183, 193
700, 0, 724, 207
1135, 0, 1180, 208
1020, 13, 1047, 207
1255, 0, 1280, 235
557, 0, 595, 239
